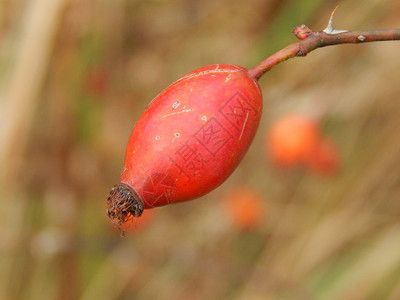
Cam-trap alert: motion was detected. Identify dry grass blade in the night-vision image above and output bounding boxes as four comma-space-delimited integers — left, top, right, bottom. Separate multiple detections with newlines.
320, 225, 400, 299
0, 0, 66, 299
0, 0, 66, 185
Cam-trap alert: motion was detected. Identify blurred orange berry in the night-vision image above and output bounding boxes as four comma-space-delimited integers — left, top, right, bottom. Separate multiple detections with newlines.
224, 187, 265, 231
306, 138, 340, 176
266, 114, 320, 168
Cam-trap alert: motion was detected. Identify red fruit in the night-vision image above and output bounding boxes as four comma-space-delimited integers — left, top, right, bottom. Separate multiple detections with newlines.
224, 187, 265, 231
266, 114, 320, 168
107, 64, 263, 229
306, 138, 340, 176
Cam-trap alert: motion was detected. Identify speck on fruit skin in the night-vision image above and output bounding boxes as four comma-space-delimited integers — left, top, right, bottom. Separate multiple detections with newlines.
172, 100, 180, 109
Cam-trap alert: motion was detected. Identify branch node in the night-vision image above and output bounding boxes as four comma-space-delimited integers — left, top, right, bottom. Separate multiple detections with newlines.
293, 24, 313, 40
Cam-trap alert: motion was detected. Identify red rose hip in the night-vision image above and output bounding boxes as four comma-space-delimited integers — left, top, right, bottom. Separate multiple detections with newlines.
107, 64, 263, 228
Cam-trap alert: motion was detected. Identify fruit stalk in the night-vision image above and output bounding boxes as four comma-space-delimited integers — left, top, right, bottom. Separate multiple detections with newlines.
248, 26, 400, 81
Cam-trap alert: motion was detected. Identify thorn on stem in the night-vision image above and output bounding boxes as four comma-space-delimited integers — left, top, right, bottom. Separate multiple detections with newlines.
323, 5, 349, 35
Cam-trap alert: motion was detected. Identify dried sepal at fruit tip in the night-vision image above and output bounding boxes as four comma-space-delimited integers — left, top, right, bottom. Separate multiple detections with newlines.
106, 183, 144, 232
119, 209, 156, 233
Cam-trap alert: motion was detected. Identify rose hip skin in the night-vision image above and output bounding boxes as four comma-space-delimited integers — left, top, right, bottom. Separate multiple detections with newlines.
107, 64, 262, 226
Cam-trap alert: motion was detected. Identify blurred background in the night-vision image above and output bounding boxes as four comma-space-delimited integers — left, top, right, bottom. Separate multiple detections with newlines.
1, 0, 400, 299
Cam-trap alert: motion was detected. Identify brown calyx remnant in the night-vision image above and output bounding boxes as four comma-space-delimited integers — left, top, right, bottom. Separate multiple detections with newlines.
106, 183, 144, 233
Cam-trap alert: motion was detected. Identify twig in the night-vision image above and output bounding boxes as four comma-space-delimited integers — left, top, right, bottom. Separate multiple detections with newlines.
248, 25, 400, 81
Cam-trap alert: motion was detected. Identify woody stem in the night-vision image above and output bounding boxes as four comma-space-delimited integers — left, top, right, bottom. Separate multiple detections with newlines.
248, 26, 400, 81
